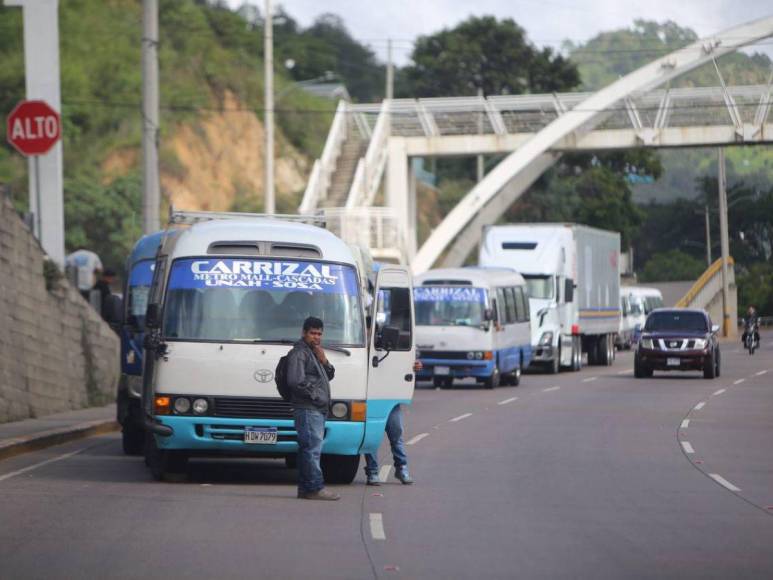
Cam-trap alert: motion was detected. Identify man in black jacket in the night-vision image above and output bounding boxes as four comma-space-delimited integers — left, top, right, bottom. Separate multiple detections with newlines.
287, 316, 339, 501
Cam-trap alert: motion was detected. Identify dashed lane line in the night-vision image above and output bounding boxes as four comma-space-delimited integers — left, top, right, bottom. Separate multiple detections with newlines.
709, 473, 741, 492
379, 465, 392, 483
0, 447, 85, 483
449, 413, 472, 423
713, 388, 727, 396
694, 402, 706, 411
756, 370, 768, 376
733, 379, 745, 385
369, 513, 386, 540
497, 397, 518, 406
617, 369, 632, 375
681, 419, 690, 429
582, 377, 598, 383
406, 433, 429, 446
681, 441, 695, 454
542, 386, 561, 392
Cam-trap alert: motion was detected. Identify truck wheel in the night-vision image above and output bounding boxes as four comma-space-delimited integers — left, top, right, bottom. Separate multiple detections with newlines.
572, 337, 582, 371
703, 353, 717, 379
549, 342, 561, 374
321, 454, 359, 484
634, 354, 652, 378
484, 366, 501, 388
122, 425, 145, 456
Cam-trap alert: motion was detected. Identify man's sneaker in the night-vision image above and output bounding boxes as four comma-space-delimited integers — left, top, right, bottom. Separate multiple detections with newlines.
298, 488, 341, 501
366, 473, 381, 486
395, 469, 414, 485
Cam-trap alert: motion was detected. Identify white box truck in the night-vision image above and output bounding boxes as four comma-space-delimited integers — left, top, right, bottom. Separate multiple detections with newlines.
479, 223, 621, 373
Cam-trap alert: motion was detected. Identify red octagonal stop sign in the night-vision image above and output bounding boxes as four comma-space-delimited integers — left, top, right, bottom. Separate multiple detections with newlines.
6, 100, 61, 156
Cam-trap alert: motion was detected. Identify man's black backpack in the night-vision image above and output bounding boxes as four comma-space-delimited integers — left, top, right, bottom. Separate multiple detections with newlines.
275, 354, 292, 401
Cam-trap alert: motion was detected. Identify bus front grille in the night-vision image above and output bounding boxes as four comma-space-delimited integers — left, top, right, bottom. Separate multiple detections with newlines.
213, 397, 294, 419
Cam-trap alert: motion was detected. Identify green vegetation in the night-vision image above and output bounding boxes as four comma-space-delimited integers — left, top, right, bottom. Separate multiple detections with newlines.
638, 250, 706, 283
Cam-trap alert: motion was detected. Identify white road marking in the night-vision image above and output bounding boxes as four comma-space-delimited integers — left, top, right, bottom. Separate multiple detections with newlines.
681, 441, 695, 454
694, 402, 706, 411
709, 473, 741, 492
617, 369, 632, 375
733, 379, 745, 385
542, 386, 561, 392
369, 513, 386, 540
582, 377, 598, 383
0, 448, 84, 483
713, 388, 726, 396
450, 413, 472, 422
497, 397, 518, 405
378, 465, 392, 483
681, 419, 690, 429
756, 370, 768, 376
406, 433, 429, 446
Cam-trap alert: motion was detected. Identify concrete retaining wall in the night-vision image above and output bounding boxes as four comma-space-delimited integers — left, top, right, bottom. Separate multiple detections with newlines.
0, 195, 119, 423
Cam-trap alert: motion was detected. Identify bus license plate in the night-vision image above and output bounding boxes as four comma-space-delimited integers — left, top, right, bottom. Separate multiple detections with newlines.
244, 427, 277, 444
434, 366, 450, 376
667, 358, 681, 366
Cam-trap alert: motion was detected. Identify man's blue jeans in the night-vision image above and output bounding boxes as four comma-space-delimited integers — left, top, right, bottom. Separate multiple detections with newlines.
365, 405, 408, 476
294, 408, 326, 494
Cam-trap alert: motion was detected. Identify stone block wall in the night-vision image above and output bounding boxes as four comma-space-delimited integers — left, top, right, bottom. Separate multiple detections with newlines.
0, 194, 119, 423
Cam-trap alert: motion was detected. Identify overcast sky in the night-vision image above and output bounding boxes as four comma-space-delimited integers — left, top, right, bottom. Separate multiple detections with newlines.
227, 0, 773, 65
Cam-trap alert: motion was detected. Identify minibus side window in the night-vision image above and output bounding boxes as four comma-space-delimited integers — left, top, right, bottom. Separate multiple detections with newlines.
515, 287, 529, 322
376, 287, 412, 351
504, 288, 517, 324
496, 288, 506, 324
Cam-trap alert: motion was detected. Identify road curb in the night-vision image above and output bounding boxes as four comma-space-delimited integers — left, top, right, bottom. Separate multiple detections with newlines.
0, 419, 120, 462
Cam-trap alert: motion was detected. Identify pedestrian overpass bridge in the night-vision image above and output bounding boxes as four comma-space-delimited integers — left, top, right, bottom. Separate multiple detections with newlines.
299, 16, 773, 275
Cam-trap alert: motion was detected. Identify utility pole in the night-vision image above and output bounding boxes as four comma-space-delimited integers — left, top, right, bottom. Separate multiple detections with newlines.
704, 204, 712, 267
386, 38, 394, 100
263, 0, 275, 215
717, 148, 731, 336
141, 0, 160, 234
477, 87, 484, 182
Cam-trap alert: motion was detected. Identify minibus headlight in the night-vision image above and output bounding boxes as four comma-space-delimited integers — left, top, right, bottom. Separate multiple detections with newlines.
330, 402, 349, 419
173, 397, 191, 414
192, 398, 209, 415
466, 352, 475, 360
539, 332, 553, 346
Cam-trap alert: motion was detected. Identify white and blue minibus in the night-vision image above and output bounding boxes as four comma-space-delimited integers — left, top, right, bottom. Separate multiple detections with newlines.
141, 210, 415, 483
414, 268, 532, 388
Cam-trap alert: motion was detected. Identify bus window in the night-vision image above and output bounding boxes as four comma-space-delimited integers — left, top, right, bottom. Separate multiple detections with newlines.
504, 287, 517, 324
515, 287, 529, 322
377, 287, 412, 351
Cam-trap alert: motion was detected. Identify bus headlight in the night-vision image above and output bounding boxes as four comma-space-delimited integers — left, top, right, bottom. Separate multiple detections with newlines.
192, 398, 209, 415
330, 402, 349, 419
173, 397, 191, 414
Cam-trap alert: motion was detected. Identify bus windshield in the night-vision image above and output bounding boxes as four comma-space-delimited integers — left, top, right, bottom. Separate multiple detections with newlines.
128, 259, 154, 326
162, 258, 365, 346
523, 275, 554, 300
414, 286, 487, 327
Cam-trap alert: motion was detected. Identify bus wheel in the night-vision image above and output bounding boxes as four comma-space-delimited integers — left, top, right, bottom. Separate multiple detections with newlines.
321, 454, 360, 484
122, 425, 144, 456
285, 454, 297, 469
484, 366, 500, 389
147, 438, 188, 482
433, 377, 453, 389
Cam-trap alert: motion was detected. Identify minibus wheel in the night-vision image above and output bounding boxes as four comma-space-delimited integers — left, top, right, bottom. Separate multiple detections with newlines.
147, 437, 189, 482
433, 377, 453, 389
321, 454, 359, 484
122, 425, 144, 456
484, 366, 500, 389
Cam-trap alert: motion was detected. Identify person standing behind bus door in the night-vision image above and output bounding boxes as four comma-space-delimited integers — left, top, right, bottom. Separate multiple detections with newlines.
286, 316, 340, 501
363, 360, 421, 486
66, 248, 103, 301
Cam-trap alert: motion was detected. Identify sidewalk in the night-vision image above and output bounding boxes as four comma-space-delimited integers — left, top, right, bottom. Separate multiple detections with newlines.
0, 404, 118, 461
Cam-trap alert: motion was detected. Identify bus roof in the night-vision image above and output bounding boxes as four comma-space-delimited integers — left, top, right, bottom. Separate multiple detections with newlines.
127, 231, 165, 267
160, 218, 356, 264
415, 267, 525, 288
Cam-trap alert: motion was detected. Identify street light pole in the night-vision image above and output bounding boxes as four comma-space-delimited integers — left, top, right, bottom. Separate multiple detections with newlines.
704, 204, 711, 267
717, 148, 731, 336
263, 0, 275, 215
142, 0, 160, 234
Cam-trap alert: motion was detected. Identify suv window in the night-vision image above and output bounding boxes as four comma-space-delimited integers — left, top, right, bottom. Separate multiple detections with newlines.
645, 311, 707, 332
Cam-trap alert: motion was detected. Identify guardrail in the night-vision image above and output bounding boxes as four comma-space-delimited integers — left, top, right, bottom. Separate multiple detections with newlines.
298, 100, 348, 213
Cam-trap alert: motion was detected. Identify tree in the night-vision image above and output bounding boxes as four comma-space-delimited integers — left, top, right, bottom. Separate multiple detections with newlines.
400, 16, 579, 97
639, 249, 706, 282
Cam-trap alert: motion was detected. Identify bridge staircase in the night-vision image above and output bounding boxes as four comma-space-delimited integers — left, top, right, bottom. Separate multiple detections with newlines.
675, 257, 737, 337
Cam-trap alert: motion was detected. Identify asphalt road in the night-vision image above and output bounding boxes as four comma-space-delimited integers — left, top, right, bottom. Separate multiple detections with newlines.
1, 334, 772, 579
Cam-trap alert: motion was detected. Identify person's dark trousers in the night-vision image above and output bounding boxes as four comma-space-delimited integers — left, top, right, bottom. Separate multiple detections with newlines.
365, 405, 408, 476
294, 408, 326, 494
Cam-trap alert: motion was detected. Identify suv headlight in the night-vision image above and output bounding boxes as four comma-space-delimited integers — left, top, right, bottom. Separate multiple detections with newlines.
693, 338, 707, 349
538, 332, 553, 346
640, 338, 654, 349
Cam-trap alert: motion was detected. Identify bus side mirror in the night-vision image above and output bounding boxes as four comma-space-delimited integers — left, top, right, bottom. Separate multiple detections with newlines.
146, 303, 161, 329
564, 279, 574, 303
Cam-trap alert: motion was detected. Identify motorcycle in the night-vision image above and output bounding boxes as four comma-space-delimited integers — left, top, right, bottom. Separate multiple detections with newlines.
744, 322, 759, 355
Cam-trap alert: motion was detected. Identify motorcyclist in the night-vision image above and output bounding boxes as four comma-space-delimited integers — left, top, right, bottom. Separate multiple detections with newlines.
741, 306, 760, 346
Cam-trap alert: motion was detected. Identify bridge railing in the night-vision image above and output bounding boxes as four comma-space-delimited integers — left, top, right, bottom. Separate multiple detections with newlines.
346, 100, 391, 208
299, 100, 348, 213
675, 256, 735, 311
319, 206, 405, 263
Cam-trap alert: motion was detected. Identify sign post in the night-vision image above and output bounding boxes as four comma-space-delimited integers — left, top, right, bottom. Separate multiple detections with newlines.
6, 99, 62, 245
